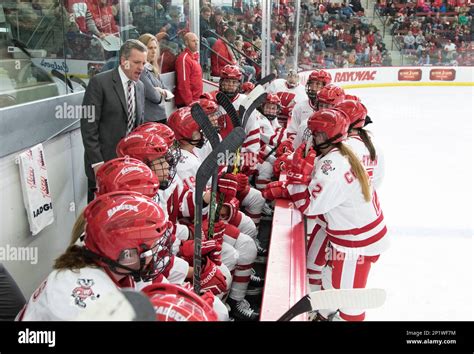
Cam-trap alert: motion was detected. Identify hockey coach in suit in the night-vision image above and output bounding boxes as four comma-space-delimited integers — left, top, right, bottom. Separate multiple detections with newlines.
81, 39, 147, 202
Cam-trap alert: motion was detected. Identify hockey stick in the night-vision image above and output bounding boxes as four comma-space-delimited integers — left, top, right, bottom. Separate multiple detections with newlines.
256, 73, 276, 86
242, 92, 267, 128
193, 127, 246, 294
216, 92, 240, 128
191, 103, 221, 239
191, 104, 220, 148
277, 288, 387, 321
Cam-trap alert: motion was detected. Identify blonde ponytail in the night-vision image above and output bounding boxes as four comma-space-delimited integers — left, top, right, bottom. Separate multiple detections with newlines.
70, 210, 85, 246
53, 210, 96, 270
338, 143, 372, 202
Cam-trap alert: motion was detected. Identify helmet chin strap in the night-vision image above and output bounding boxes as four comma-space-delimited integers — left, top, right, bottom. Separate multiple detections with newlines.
266, 114, 277, 121
82, 248, 145, 282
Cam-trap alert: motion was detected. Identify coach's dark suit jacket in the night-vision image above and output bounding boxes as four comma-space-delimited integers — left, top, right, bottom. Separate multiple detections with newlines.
80, 68, 145, 182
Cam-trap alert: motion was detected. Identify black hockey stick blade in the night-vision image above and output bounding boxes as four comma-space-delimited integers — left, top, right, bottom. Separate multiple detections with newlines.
193, 128, 247, 294
191, 103, 220, 148
242, 92, 267, 128
216, 92, 240, 128
277, 288, 387, 321
257, 73, 276, 86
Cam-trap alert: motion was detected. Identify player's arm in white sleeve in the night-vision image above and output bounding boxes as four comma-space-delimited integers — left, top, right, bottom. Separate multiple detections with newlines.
287, 160, 347, 216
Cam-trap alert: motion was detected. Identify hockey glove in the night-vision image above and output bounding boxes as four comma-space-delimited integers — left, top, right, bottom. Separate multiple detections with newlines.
262, 180, 290, 200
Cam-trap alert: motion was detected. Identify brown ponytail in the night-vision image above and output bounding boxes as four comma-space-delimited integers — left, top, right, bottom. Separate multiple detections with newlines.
337, 142, 372, 202
358, 128, 376, 161
53, 211, 97, 271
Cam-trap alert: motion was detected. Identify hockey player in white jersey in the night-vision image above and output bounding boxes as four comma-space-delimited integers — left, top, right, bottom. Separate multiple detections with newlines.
287, 69, 333, 140
168, 106, 262, 321
115, 130, 231, 300
292, 83, 346, 149
335, 97, 385, 189
266, 69, 306, 125
204, 65, 265, 229
17, 192, 174, 321
264, 109, 389, 321
254, 93, 290, 190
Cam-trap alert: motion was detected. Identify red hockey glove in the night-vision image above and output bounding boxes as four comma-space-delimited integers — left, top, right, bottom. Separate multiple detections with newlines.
200, 258, 229, 297
276, 140, 294, 157
262, 180, 290, 200
287, 143, 316, 185
178, 237, 222, 265
235, 173, 250, 194
273, 152, 292, 178
200, 290, 216, 307
217, 173, 238, 203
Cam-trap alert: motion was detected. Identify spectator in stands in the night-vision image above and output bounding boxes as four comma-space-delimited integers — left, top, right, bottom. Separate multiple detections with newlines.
211, 28, 237, 77
443, 39, 457, 60
350, 0, 364, 13
340, 1, 355, 21
417, 51, 431, 65
174, 32, 202, 107
210, 8, 227, 37
85, 0, 119, 38
200, 6, 214, 71
138, 33, 169, 123
404, 30, 416, 51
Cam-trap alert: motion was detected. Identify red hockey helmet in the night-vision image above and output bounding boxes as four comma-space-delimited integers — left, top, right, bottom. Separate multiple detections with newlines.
316, 70, 332, 85
95, 157, 159, 198
241, 81, 255, 94
260, 93, 281, 121
265, 93, 281, 105
335, 99, 368, 130
141, 283, 219, 321
133, 123, 176, 149
83, 191, 172, 281
343, 94, 360, 102
220, 65, 242, 99
116, 131, 168, 164
197, 98, 222, 130
197, 98, 219, 115
220, 65, 242, 80
167, 107, 202, 142
307, 108, 349, 149
317, 84, 345, 107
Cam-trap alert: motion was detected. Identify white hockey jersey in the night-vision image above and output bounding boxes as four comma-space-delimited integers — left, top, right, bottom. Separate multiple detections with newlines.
210, 91, 260, 158
346, 134, 385, 190
287, 99, 318, 142
266, 79, 306, 104
18, 267, 121, 321
287, 147, 389, 256
257, 113, 287, 147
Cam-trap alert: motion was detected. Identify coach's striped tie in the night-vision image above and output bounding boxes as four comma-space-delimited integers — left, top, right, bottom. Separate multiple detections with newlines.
126, 80, 135, 134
